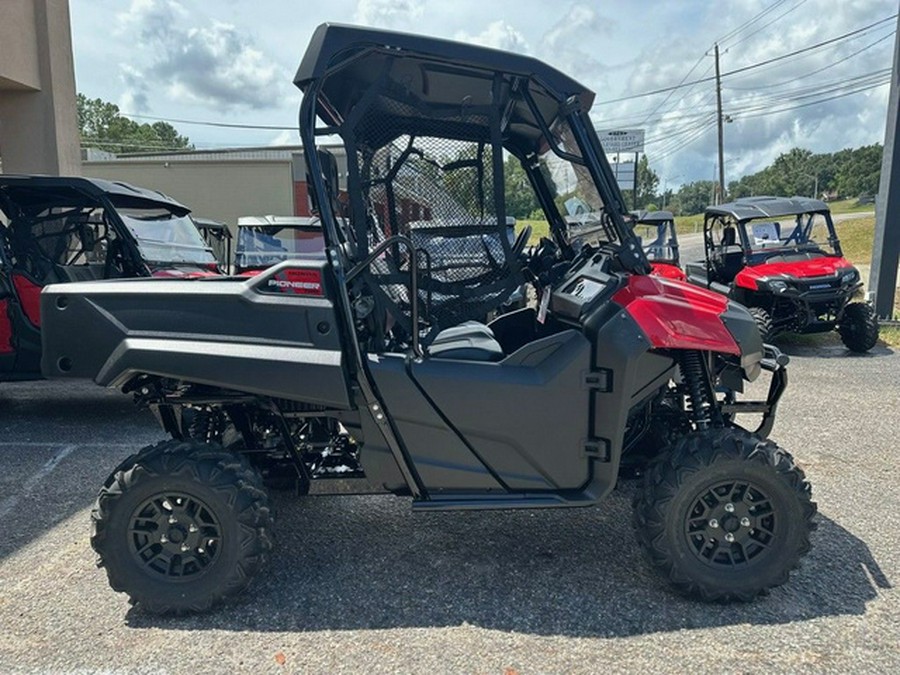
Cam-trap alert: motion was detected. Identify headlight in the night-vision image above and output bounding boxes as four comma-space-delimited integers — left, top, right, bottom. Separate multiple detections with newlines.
841, 270, 858, 284
768, 279, 788, 292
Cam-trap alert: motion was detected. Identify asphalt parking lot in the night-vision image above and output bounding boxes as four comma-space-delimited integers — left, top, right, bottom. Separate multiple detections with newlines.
1, 339, 898, 673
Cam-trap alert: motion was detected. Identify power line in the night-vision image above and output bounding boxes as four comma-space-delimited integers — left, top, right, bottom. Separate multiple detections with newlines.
637, 0, 799, 130
717, 0, 792, 47
119, 112, 298, 131
647, 73, 889, 162
725, 0, 810, 50
725, 29, 895, 91
595, 14, 897, 105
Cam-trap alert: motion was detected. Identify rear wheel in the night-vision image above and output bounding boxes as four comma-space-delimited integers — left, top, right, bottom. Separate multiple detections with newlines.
748, 306, 773, 342
91, 439, 273, 614
633, 428, 815, 601
838, 302, 879, 353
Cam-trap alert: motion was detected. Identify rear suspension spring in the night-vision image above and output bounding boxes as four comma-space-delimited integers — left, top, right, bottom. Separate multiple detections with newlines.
680, 351, 713, 430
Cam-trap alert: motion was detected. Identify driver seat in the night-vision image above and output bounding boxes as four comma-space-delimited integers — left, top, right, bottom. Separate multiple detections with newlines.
428, 321, 504, 362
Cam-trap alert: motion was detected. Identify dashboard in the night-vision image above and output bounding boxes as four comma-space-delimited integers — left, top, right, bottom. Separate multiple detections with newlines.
549, 252, 619, 322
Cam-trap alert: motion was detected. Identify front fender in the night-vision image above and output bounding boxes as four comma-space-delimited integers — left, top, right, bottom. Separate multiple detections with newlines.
612, 275, 740, 355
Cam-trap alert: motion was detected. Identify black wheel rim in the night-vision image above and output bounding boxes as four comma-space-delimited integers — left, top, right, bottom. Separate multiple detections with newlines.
683, 479, 776, 568
128, 492, 222, 580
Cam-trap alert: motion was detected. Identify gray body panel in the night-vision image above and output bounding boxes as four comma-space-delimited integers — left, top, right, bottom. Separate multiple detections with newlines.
40, 261, 353, 408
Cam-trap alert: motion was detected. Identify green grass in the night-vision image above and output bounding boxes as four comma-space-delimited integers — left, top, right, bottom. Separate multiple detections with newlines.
880, 325, 900, 347
826, 198, 876, 215
674, 213, 704, 234
519, 219, 550, 245
826, 215, 876, 265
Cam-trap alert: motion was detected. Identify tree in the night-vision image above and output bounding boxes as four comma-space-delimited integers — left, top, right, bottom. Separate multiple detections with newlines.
728, 144, 882, 200
671, 180, 717, 216
503, 154, 541, 219
77, 94, 192, 155
619, 155, 660, 210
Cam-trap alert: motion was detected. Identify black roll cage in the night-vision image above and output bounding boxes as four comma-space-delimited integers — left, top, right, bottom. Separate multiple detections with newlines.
702, 208, 843, 270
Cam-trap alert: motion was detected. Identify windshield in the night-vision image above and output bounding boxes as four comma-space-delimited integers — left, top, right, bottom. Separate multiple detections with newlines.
743, 213, 835, 254
117, 207, 216, 265
235, 225, 325, 269
538, 119, 619, 250
634, 220, 677, 262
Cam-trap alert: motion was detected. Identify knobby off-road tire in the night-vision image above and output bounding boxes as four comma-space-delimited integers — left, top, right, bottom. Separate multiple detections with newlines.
91, 439, 273, 614
748, 306, 773, 343
633, 428, 816, 601
838, 302, 879, 353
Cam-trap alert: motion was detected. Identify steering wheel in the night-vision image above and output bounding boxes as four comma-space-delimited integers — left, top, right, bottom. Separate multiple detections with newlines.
512, 224, 532, 259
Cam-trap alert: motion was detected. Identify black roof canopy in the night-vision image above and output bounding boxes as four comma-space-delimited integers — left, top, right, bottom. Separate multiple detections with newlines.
633, 210, 675, 224
293, 23, 596, 154
706, 196, 829, 221
0, 175, 188, 214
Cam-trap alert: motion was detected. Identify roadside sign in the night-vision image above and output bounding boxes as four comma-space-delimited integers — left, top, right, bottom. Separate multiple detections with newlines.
611, 161, 635, 191
597, 129, 645, 153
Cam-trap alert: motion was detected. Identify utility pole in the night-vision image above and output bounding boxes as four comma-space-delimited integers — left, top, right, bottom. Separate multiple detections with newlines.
715, 43, 726, 205
869, 11, 900, 319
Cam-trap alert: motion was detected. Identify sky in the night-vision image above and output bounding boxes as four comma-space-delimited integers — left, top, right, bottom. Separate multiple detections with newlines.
69, 0, 897, 190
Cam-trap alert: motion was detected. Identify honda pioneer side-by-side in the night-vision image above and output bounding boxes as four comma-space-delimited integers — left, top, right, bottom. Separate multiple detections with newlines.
685, 196, 878, 351
0, 176, 219, 381
39, 25, 815, 614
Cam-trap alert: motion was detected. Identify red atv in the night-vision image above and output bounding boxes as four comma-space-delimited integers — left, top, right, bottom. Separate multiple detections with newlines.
685, 196, 878, 352
633, 210, 686, 281
0, 175, 220, 381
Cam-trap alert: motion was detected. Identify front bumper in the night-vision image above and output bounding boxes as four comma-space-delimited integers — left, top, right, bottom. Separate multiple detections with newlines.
765, 280, 863, 332
721, 344, 788, 438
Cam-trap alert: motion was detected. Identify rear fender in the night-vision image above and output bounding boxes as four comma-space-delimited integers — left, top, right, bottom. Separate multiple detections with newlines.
40, 260, 354, 409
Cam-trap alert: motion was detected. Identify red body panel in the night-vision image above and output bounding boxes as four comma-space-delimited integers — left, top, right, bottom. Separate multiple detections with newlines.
12, 273, 42, 327
264, 268, 324, 296
613, 275, 740, 355
650, 262, 687, 281
734, 256, 855, 290
0, 299, 13, 354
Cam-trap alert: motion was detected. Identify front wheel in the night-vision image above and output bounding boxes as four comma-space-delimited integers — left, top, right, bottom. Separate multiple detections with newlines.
838, 302, 879, 353
633, 428, 815, 601
748, 306, 773, 342
91, 439, 274, 614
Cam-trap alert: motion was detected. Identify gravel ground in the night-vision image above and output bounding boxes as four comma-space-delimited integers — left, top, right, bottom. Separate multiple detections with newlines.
0, 341, 898, 674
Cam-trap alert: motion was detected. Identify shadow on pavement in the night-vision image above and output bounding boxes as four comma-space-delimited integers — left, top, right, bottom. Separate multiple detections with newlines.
774, 336, 895, 359
125, 488, 890, 638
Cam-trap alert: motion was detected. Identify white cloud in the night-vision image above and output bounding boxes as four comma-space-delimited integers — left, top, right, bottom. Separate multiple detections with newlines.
268, 129, 298, 146
114, 0, 287, 111
354, 0, 425, 27
70, 0, 893, 182
537, 3, 614, 90
455, 20, 529, 52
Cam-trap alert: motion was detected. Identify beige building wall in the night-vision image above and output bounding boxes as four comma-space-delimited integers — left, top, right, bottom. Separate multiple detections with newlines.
82, 160, 295, 227
0, 0, 81, 175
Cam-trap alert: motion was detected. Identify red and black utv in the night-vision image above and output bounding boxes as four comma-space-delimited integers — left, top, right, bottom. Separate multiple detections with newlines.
632, 210, 685, 281
0, 175, 219, 381
685, 196, 878, 351
39, 25, 814, 614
